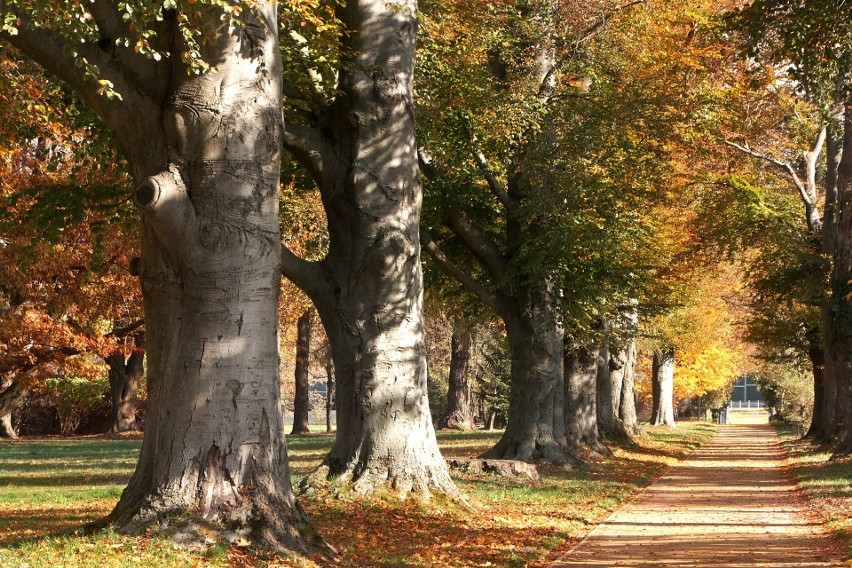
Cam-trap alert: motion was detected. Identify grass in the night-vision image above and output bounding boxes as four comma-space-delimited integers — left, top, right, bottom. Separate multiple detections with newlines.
0, 422, 717, 567
776, 423, 852, 559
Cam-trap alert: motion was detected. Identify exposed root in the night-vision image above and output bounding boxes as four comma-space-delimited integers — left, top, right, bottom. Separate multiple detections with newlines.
298, 460, 473, 511
96, 491, 335, 562
480, 436, 581, 466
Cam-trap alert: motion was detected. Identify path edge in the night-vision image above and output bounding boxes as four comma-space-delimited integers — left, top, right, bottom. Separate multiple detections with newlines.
548, 423, 721, 567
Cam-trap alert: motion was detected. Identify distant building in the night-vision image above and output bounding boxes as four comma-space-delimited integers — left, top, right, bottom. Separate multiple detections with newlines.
729, 375, 765, 409
719, 375, 769, 425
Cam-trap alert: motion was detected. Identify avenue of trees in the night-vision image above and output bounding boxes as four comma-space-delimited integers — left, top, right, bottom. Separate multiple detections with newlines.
0, 0, 850, 559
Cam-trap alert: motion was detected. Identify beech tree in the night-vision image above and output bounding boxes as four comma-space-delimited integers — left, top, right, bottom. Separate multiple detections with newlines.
290, 308, 313, 436
650, 349, 676, 427
417, 0, 720, 461
727, 0, 851, 449
1, 0, 330, 553
279, 0, 457, 497
0, 49, 143, 439
437, 320, 475, 431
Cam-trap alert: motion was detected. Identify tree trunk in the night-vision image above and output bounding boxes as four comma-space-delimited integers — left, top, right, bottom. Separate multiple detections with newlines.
103, 5, 323, 553
283, 0, 456, 498
482, 286, 567, 464
0, 381, 25, 440
609, 338, 640, 438
565, 344, 607, 454
325, 358, 335, 434
0, 413, 16, 440
821, 302, 839, 440
805, 326, 825, 438
438, 322, 475, 431
106, 335, 145, 434
291, 309, 314, 436
830, 100, 852, 455
651, 350, 677, 427
596, 344, 618, 438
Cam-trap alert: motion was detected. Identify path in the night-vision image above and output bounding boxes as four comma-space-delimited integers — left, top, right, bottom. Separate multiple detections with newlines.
553, 424, 841, 567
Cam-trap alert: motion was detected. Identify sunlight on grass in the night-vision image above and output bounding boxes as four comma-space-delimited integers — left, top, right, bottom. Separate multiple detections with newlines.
0, 422, 717, 567
776, 424, 852, 559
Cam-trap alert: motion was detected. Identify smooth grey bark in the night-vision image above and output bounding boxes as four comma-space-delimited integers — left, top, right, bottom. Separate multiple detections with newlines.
4, 2, 324, 553
651, 350, 676, 427
281, 0, 456, 497
596, 344, 618, 438
805, 326, 825, 438
105, 335, 144, 434
325, 357, 335, 434
291, 309, 314, 436
828, 100, 852, 454
0, 413, 16, 439
0, 381, 24, 439
481, 287, 566, 463
438, 322, 475, 431
615, 339, 640, 436
564, 344, 607, 454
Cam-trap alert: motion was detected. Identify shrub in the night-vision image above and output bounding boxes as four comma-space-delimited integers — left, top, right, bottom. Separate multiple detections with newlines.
43, 375, 110, 435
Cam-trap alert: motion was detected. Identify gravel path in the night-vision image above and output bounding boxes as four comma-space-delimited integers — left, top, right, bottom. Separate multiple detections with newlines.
553, 424, 842, 567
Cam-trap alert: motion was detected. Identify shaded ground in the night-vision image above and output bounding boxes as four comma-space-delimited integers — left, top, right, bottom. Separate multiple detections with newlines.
554, 424, 843, 567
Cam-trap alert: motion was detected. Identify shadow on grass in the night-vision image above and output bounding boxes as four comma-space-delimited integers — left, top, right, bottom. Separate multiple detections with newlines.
0, 504, 112, 547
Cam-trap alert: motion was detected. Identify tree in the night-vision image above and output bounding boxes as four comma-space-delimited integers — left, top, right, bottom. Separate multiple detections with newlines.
280, 0, 457, 497
0, 45, 143, 439
1, 0, 329, 553
290, 308, 314, 436
437, 320, 475, 431
105, 327, 144, 433
726, 0, 852, 449
565, 343, 607, 454
650, 349, 676, 427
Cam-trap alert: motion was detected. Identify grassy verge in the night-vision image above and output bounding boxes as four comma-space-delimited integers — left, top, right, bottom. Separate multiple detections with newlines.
0, 422, 716, 567
776, 423, 852, 559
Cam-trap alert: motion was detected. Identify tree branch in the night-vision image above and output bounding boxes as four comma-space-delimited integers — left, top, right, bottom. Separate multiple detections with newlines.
723, 138, 821, 233
107, 319, 146, 339
537, 0, 647, 99
133, 167, 199, 261
470, 134, 516, 211
282, 122, 331, 184
420, 229, 500, 311
281, 243, 325, 299
3, 15, 133, 107
444, 208, 508, 281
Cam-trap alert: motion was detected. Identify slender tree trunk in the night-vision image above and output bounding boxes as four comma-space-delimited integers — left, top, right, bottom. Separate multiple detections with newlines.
291, 309, 314, 436
284, 0, 456, 498
104, 5, 323, 553
325, 358, 335, 434
438, 322, 475, 430
651, 350, 676, 427
106, 335, 145, 434
482, 286, 567, 464
806, 327, 825, 438
565, 344, 607, 454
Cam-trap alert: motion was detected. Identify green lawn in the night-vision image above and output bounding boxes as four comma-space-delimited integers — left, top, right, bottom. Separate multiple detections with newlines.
0, 423, 717, 567
776, 424, 852, 558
